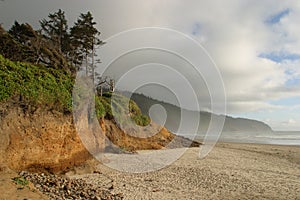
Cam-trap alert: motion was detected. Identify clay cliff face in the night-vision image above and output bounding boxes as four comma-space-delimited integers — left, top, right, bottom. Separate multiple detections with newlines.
0, 105, 97, 173
0, 104, 199, 173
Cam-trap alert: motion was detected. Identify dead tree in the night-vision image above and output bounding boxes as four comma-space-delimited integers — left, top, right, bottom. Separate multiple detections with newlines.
96, 76, 107, 96
96, 76, 115, 96
108, 78, 115, 92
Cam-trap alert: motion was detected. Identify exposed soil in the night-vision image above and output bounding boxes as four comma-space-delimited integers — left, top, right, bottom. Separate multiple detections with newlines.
0, 103, 200, 173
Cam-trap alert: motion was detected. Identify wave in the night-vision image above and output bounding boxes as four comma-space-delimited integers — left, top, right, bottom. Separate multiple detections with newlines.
255, 135, 300, 140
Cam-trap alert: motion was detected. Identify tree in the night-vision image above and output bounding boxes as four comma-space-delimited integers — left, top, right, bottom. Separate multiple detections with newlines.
96, 76, 107, 96
40, 9, 69, 55
7, 21, 71, 72
8, 22, 41, 63
96, 76, 115, 96
9, 21, 34, 44
70, 11, 104, 82
0, 24, 32, 62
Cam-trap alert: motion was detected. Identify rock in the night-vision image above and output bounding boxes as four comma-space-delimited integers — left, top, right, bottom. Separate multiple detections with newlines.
19, 171, 124, 200
108, 184, 114, 190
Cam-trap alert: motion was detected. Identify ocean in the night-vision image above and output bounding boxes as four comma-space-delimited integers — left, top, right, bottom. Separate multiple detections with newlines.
177, 131, 300, 146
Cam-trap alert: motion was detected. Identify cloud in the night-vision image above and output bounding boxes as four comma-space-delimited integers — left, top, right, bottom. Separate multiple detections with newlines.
266, 118, 300, 131
287, 119, 296, 124
97, 1, 299, 104
1, 0, 300, 129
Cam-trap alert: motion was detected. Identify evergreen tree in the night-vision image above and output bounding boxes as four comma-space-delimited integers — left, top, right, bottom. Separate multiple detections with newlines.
8, 22, 41, 63
0, 24, 31, 62
9, 21, 34, 44
8, 21, 71, 72
40, 9, 69, 55
70, 11, 104, 81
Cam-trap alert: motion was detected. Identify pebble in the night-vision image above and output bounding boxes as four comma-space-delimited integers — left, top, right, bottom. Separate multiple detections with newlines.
19, 171, 124, 200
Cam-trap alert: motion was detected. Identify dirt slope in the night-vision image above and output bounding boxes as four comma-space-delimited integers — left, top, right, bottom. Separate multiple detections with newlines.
0, 104, 199, 173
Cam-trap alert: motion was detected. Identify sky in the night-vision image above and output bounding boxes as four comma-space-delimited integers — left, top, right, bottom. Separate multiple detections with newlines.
1, 0, 300, 131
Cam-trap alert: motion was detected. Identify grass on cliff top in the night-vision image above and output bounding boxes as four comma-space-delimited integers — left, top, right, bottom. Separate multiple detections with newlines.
0, 54, 149, 126
98, 92, 150, 126
0, 54, 73, 112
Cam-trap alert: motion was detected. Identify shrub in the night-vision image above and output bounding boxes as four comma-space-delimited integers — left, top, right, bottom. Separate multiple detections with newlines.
0, 54, 150, 125
0, 54, 73, 112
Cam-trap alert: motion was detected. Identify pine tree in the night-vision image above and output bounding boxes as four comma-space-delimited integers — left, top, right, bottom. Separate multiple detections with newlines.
8, 22, 41, 63
70, 11, 104, 82
40, 9, 69, 55
9, 21, 34, 44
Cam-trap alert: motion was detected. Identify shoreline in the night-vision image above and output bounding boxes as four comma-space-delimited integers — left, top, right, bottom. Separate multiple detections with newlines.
71, 142, 300, 200
195, 138, 300, 147
214, 141, 300, 148
1, 142, 299, 199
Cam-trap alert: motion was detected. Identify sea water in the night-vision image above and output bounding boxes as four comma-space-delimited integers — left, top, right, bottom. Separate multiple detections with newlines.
177, 131, 300, 146
250, 131, 300, 146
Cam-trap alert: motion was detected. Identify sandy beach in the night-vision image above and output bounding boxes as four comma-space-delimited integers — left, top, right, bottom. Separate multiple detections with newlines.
71, 143, 300, 200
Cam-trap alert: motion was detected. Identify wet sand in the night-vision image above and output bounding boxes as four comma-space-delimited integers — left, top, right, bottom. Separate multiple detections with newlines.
72, 143, 300, 200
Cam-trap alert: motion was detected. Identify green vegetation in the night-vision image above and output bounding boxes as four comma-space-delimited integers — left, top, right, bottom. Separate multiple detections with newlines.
0, 54, 149, 125
1, 9, 103, 77
12, 176, 29, 190
0, 54, 73, 112
0, 9, 149, 126
102, 93, 150, 126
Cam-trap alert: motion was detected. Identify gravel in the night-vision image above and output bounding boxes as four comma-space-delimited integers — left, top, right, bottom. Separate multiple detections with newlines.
19, 171, 124, 200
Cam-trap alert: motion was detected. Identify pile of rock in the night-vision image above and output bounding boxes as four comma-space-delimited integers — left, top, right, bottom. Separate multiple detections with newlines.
19, 171, 123, 200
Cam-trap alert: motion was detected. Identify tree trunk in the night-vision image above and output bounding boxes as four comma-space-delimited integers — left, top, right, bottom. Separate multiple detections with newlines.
85, 53, 88, 76
91, 38, 95, 89
100, 85, 103, 96
110, 79, 115, 92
